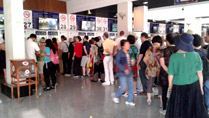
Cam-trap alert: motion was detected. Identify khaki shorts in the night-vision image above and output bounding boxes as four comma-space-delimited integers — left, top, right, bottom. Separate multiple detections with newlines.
81, 56, 90, 67
37, 61, 44, 74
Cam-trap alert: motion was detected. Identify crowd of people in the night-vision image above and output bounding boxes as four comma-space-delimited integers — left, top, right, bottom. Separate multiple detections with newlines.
0, 30, 209, 117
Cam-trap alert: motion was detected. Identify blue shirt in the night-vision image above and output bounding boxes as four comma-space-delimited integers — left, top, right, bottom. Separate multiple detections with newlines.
44, 47, 51, 63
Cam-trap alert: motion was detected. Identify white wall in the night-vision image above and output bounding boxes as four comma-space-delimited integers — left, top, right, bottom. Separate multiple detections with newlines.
67, 0, 135, 13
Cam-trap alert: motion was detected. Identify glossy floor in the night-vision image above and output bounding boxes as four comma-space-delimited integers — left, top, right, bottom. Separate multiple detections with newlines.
0, 75, 164, 118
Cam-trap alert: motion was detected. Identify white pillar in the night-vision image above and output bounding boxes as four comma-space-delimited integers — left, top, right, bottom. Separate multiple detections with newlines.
184, 17, 202, 35
134, 6, 148, 32
117, 1, 133, 36
3, 0, 25, 84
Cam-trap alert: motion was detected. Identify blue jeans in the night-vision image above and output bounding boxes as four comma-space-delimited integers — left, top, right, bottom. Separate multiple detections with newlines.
115, 76, 134, 102
204, 80, 209, 109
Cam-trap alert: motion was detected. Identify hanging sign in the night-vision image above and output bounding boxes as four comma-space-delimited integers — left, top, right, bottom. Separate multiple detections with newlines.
68, 14, 77, 30
23, 10, 33, 29
59, 14, 68, 29
102, 18, 108, 32
96, 17, 102, 31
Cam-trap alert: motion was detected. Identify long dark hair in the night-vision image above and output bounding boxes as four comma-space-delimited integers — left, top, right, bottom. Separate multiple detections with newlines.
52, 38, 57, 44
45, 39, 56, 54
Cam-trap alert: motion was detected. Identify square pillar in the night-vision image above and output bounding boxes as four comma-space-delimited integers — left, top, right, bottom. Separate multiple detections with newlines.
3, 0, 25, 84
134, 6, 148, 32
117, 1, 133, 36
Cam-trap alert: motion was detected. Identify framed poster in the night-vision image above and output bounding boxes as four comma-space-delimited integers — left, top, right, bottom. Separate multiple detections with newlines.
68, 14, 77, 30
59, 14, 68, 29
23, 10, 33, 29
96, 17, 102, 31
102, 18, 108, 32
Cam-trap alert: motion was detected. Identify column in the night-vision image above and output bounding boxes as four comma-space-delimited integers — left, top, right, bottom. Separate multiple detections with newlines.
134, 6, 148, 32
117, 1, 133, 36
3, 0, 25, 84
184, 17, 202, 35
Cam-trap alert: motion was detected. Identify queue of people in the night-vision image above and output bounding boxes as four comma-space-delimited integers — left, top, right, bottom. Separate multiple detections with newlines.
0, 30, 209, 118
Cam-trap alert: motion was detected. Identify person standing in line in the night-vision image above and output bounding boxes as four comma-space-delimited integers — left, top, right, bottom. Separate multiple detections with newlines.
43, 39, 57, 91
0, 33, 6, 85
37, 37, 46, 87
81, 36, 92, 77
115, 31, 126, 46
52, 38, 58, 52
112, 40, 135, 106
72, 36, 83, 78
60, 35, 70, 76
136, 32, 152, 95
143, 36, 163, 106
166, 33, 209, 118
25, 34, 40, 62
58, 36, 64, 74
102, 32, 118, 86
193, 34, 209, 114
159, 33, 177, 115
68, 38, 74, 75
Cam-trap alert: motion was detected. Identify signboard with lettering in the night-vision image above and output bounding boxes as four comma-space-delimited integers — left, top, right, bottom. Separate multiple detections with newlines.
59, 14, 68, 29
102, 18, 108, 32
96, 17, 102, 31
23, 10, 33, 29
175, 0, 198, 4
69, 14, 77, 30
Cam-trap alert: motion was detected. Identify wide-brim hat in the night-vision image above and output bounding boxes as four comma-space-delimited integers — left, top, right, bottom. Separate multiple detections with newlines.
174, 33, 194, 52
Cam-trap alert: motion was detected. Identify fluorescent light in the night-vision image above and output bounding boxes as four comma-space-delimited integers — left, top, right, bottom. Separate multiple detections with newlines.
88, 10, 92, 15
143, 1, 148, 5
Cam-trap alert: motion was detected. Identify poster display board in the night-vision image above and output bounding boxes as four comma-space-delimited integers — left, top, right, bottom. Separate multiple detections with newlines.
96, 17, 102, 31
59, 14, 68, 29
173, 25, 179, 33
23, 10, 33, 29
69, 14, 77, 30
159, 24, 166, 34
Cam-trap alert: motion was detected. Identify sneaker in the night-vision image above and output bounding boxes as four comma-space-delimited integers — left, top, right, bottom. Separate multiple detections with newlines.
112, 93, 119, 104
102, 82, 110, 86
122, 93, 128, 97
134, 92, 138, 96
159, 109, 166, 115
81, 76, 85, 78
51, 86, 55, 89
91, 80, 98, 82
100, 80, 105, 83
43, 87, 50, 91
125, 101, 135, 106
74, 76, 79, 78
65, 74, 71, 77
147, 100, 152, 106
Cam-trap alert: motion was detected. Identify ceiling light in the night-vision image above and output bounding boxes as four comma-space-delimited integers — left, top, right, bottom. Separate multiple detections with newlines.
114, 13, 118, 18
88, 10, 92, 15
143, 1, 148, 5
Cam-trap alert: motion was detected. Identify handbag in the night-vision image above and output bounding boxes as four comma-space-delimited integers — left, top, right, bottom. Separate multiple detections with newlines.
49, 50, 60, 64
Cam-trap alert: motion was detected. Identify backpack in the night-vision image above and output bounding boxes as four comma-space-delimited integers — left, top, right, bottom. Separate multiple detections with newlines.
129, 46, 138, 65
49, 50, 60, 64
95, 44, 104, 61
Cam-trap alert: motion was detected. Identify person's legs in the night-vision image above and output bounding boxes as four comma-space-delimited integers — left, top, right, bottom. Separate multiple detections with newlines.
115, 77, 127, 98
49, 62, 57, 87
139, 61, 148, 93
137, 70, 143, 92
103, 56, 110, 84
43, 63, 50, 88
162, 85, 168, 110
62, 53, 68, 74
147, 77, 155, 102
68, 58, 73, 74
127, 76, 134, 103
109, 56, 114, 84
81, 56, 86, 76
204, 80, 209, 109
77, 57, 82, 76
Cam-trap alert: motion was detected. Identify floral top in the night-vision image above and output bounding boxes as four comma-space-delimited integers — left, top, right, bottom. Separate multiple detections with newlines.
145, 47, 162, 78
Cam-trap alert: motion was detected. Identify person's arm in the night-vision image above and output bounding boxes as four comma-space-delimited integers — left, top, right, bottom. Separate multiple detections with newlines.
137, 54, 143, 66
160, 57, 168, 72
113, 45, 119, 56
197, 71, 204, 95
35, 44, 41, 55
143, 53, 148, 65
90, 50, 95, 61
83, 46, 88, 56
168, 75, 173, 91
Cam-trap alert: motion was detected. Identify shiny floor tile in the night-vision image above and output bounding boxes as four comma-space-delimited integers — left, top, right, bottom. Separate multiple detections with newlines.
0, 75, 164, 118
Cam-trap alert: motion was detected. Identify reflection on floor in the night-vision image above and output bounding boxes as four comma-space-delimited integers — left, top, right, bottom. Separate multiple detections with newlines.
0, 75, 164, 118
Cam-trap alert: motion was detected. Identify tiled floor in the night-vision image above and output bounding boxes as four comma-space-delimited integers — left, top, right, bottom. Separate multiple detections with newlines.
0, 75, 165, 118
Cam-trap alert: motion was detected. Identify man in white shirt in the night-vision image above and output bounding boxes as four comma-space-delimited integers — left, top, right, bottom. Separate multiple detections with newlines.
60, 35, 70, 76
115, 31, 126, 46
25, 34, 40, 62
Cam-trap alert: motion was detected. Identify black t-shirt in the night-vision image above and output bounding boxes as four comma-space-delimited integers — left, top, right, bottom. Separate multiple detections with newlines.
195, 48, 209, 81
83, 41, 91, 56
139, 40, 152, 59
69, 42, 74, 57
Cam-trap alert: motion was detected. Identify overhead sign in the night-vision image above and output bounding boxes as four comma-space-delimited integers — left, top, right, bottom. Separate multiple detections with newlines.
175, 0, 198, 4
23, 10, 33, 29
59, 14, 68, 29
68, 14, 77, 30
96, 17, 102, 31
102, 18, 108, 32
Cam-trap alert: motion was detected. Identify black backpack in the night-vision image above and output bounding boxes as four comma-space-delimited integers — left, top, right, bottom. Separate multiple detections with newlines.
95, 44, 103, 62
